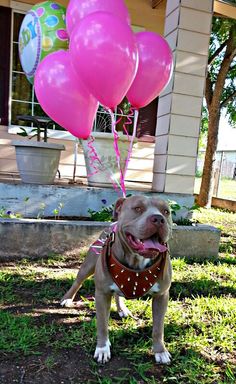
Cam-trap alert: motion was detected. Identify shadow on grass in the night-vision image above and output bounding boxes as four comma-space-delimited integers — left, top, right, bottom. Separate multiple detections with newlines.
177, 255, 236, 266
170, 278, 236, 299
0, 272, 95, 305
2, 270, 235, 310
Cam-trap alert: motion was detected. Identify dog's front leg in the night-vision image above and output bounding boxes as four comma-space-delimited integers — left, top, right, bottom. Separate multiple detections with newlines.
152, 291, 171, 364
94, 289, 112, 364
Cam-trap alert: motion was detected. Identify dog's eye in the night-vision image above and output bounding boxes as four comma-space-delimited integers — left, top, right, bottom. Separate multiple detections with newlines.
134, 206, 142, 213
164, 209, 170, 215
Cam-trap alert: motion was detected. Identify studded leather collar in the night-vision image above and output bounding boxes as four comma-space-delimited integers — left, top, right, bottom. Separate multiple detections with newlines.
102, 232, 167, 300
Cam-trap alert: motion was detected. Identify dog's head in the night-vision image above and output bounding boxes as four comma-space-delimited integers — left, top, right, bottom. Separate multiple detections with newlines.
113, 195, 172, 258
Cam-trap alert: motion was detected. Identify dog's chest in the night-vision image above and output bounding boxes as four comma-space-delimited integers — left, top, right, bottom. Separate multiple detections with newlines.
109, 281, 160, 297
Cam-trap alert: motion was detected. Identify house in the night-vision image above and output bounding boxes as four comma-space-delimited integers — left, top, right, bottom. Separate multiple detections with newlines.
0, 0, 235, 205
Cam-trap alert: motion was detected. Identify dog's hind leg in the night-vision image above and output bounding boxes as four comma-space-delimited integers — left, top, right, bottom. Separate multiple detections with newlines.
60, 250, 98, 307
114, 295, 132, 318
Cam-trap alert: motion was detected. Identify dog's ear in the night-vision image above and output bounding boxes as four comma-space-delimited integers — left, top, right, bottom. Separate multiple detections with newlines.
113, 198, 126, 220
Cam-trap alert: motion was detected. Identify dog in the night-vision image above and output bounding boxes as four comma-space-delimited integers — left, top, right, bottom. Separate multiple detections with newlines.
61, 195, 172, 364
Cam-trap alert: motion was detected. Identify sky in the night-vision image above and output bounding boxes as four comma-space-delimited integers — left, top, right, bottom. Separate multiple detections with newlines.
217, 114, 236, 151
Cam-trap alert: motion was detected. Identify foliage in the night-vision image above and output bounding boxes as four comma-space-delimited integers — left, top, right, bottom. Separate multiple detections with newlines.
208, 17, 236, 126
17, 126, 48, 142
0, 207, 22, 219
168, 200, 200, 225
199, 105, 209, 150
53, 202, 64, 220
0, 198, 64, 220
168, 200, 181, 216
88, 199, 114, 222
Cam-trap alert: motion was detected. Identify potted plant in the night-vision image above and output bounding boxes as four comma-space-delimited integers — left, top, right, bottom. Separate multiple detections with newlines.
81, 99, 137, 188
12, 115, 65, 184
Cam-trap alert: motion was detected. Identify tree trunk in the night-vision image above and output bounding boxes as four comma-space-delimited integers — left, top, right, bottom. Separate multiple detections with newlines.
198, 111, 220, 207
198, 23, 236, 208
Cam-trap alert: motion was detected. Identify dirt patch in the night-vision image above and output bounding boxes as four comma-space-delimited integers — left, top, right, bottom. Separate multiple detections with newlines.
0, 348, 163, 384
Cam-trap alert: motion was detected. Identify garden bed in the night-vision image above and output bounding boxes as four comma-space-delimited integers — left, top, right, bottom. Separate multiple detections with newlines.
0, 218, 220, 260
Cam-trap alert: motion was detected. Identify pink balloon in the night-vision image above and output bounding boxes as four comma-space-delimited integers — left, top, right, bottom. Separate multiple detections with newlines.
127, 32, 173, 109
34, 50, 98, 139
69, 12, 138, 110
66, 0, 130, 36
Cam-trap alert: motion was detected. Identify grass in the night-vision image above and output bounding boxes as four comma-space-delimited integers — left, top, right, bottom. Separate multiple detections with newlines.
0, 208, 236, 383
194, 177, 236, 200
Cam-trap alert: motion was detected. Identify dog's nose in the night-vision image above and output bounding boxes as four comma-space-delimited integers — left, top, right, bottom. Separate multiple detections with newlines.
149, 214, 165, 225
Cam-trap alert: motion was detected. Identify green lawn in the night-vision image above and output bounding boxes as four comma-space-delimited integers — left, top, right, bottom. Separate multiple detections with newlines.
0, 208, 236, 383
194, 177, 236, 201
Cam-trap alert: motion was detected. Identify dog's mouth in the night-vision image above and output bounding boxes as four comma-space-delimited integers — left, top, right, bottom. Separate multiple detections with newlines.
126, 233, 167, 258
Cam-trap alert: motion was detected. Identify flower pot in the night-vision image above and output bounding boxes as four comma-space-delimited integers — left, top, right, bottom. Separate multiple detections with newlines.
81, 132, 136, 188
12, 140, 65, 184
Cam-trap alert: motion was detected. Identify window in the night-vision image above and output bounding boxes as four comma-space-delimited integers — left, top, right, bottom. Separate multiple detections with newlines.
10, 11, 48, 127
0, 6, 11, 125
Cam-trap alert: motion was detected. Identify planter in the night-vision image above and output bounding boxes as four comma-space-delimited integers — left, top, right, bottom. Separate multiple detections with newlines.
82, 132, 136, 188
0, 219, 221, 260
12, 140, 65, 184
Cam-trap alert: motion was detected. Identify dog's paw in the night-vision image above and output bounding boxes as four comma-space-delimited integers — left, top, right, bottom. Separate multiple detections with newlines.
155, 350, 171, 364
118, 306, 132, 318
94, 340, 111, 364
60, 299, 74, 308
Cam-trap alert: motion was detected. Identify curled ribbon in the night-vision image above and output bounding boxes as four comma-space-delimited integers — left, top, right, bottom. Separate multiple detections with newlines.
107, 106, 138, 197
84, 106, 139, 198
119, 106, 138, 197
86, 135, 103, 178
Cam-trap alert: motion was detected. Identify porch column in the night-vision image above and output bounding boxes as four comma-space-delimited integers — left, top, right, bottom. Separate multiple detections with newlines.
152, 0, 214, 194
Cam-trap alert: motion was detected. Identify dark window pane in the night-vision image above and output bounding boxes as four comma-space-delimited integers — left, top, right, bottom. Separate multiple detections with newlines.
53, 123, 66, 131
13, 12, 24, 42
33, 103, 48, 118
34, 90, 39, 103
12, 42, 23, 72
33, 104, 65, 131
12, 72, 32, 102
137, 98, 158, 138
11, 101, 32, 125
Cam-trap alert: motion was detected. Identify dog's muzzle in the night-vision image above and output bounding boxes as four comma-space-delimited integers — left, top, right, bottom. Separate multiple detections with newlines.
102, 232, 168, 299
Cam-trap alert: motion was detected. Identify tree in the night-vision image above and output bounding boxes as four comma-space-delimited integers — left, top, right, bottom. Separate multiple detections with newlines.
198, 16, 236, 208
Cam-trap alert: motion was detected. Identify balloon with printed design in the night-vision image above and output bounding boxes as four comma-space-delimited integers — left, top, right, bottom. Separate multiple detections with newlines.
18, 1, 69, 84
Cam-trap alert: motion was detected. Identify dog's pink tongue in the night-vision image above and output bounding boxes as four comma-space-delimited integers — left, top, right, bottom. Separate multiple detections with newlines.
143, 239, 167, 253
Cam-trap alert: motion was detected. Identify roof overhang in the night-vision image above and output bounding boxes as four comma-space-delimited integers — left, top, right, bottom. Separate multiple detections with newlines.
152, 0, 236, 20
214, 0, 236, 19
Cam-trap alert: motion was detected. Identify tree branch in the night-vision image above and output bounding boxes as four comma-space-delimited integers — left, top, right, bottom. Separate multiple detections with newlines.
228, 63, 236, 73
208, 40, 228, 65
212, 28, 236, 109
220, 89, 236, 108
205, 74, 213, 108
152, 0, 164, 8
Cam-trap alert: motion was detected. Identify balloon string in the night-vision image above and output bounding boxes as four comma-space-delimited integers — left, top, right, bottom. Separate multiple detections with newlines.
106, 106, 138, 198
107, 108, 126, 197
86, 136, 103, 178
119, 107, 138, 194
85, 134, 123, 195
85, 107, 138, 198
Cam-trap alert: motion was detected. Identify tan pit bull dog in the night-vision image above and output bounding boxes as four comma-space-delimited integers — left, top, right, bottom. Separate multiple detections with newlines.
61, 195, 172, 364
